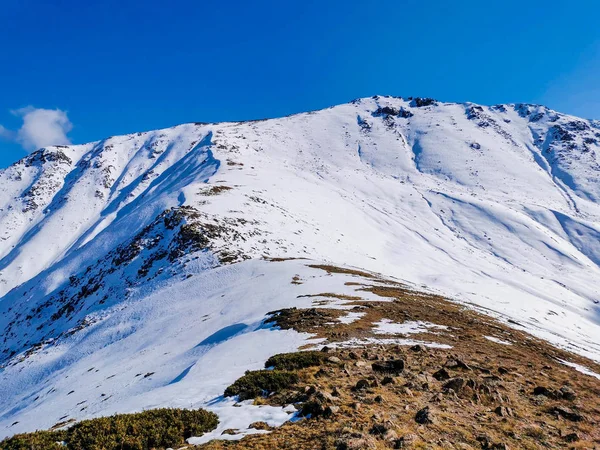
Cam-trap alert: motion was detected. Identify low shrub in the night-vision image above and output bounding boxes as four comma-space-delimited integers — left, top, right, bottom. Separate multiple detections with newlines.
264, 351, 325, 370
224, 370, 299, 401
0, 408, 218, 450
0, 430, 66, 450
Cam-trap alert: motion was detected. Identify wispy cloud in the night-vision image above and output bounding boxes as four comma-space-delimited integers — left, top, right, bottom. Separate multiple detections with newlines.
0, 107, 73, 152
0, 124, 15, 141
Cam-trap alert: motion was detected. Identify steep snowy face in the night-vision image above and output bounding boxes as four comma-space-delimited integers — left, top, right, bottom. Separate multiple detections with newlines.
0, 96, 599, 371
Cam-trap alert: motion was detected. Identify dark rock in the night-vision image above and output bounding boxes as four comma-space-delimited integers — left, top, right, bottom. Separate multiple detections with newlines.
315, 390, 335, 403
476, 435, 491, 448
382, 376, 395, 385
410, 97, 437, 108
443, 377, 465, 393
374, 395, 383, 403
551, 125, 575, 142
305, 385, 317, 395
301, 400, 325, 417
414, 406, 433, 424
398, 108, 414, 118
394, 433, 417, 448
409, 345, 424, 352
466, 105, 484, 120
494, 406, 513, 417
372, 359, 405, 374
369, 423, 390, 435
559, 385, 576, 401
533, 386, 554, 397
373, 106, 399, 117
466, 378, 479, 389
550, 406, 584, 422
564, 432, 579, 442
357, 116, 371, 132
432, 368, 450, 381
353, 379, 370, 391
445, 358, 471, 370
323, 405, 339, 417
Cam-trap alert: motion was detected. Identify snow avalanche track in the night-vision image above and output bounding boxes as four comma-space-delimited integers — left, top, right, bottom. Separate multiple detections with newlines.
0, 96, 600, 438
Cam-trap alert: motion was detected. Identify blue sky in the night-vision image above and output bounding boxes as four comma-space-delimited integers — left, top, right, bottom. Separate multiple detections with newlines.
1, 0, 599, 168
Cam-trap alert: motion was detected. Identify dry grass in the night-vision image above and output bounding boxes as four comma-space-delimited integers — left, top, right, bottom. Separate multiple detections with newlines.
198, 185, 233, 196
199, 266, 600, 450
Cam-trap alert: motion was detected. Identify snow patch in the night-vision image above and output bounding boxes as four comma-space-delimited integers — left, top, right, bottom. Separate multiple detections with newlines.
558, 359, 600, 381
338, 311, 366, 324
373, 319, 448, 335
317, 337, 452, 350
484, 335, 513, 345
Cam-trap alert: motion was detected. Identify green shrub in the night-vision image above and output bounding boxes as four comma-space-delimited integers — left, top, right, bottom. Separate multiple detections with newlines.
0, 430, 66, 450
265, 351, 325, 370
224, 370, 299, 401
0, 408, 218, 450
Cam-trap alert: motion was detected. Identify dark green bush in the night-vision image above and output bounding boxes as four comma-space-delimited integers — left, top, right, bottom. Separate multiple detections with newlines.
224, 370, 299, 400
0, 408, 218, 450
0, 430, 66, 450
265, 351, 325, 370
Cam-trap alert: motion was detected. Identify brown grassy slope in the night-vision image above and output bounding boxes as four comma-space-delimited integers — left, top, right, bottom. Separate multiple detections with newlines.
199, 265, 600, 450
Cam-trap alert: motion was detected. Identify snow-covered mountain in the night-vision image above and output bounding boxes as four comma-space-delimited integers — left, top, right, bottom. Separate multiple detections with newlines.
1, 96, 600, 439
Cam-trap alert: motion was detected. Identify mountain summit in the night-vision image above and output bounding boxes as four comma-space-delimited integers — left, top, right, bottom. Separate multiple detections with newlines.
1, 96, 599, 444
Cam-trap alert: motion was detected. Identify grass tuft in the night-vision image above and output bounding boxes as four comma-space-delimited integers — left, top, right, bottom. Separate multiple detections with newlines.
224, 370, 299, 401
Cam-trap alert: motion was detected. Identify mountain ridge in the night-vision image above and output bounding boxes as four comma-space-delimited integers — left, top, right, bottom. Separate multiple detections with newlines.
1, 95, 599, 440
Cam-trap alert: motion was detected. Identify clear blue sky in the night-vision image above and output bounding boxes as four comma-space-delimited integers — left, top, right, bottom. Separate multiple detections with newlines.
1, 0, 599, 167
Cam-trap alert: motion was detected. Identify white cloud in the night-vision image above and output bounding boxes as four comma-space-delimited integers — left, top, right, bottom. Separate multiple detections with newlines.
0, 124, 15, 141
0, 107, 73, 152
12, 107, 73, 151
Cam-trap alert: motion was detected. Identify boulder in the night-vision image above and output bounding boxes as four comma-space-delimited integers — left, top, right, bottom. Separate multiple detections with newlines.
414, 406, 433, 424
443, 377, 465, 393
533, 386, 553, 397
564, 432, 579, 442
550, 406, 584, 422
559, 385, 576, 401
353, 379, 370, 391
494, 406, 513, 417
372, 359, 405, 374
432, 368, 450, 381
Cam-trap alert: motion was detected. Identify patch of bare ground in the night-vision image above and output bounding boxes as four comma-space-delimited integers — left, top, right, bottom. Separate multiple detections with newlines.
199, 265, 600, 450
307, 264, 377, 279
266, 257, 310, 262
198, 185, 233, 196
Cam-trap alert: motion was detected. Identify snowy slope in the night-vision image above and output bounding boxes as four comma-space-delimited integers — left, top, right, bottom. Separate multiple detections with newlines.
0, 259, 387, 440
1, 96, 600, 437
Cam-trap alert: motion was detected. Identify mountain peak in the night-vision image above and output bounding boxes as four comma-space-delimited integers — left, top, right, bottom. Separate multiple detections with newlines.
1, 97, 599, 442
